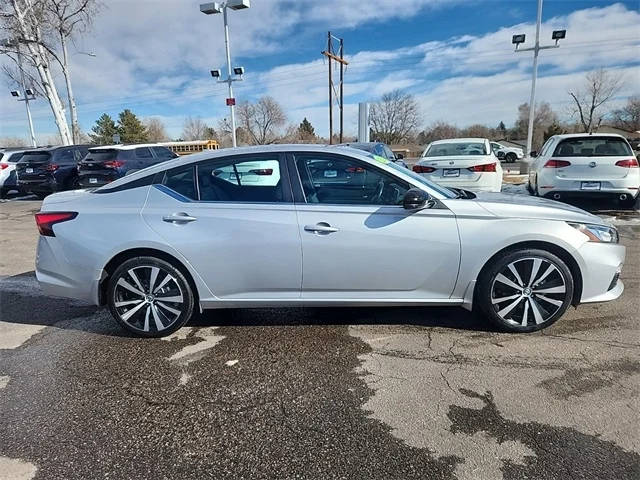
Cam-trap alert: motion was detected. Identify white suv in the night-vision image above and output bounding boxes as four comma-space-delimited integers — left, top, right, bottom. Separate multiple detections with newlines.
528, 133, 639, 208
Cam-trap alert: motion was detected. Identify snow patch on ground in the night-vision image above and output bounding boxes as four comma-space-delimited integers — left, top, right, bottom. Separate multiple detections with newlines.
0, 376, 9, 390
165, 327, 225, 366
225, 359, 239, 367
0, 322, 45, 350
0, 457, 37, 480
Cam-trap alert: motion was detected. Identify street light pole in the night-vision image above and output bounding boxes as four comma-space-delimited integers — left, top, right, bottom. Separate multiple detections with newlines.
513, 0, 565, 160
222, 6, 237, 148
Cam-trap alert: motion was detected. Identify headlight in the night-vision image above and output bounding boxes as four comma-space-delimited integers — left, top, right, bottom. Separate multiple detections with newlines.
569, 223, 619, 243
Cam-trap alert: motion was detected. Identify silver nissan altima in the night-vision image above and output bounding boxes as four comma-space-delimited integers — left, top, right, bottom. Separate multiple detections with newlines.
34, 144, 625, 337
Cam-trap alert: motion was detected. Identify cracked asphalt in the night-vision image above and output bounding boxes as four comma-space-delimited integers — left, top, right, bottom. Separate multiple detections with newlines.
1, 197, 639, 479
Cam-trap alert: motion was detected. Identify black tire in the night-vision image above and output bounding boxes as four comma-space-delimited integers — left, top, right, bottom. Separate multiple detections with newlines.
107, 256, 195, 337
35, 192, 48, 200
476, 249, 574, 333
506, 152, 517, 163
0, 188, 7, 199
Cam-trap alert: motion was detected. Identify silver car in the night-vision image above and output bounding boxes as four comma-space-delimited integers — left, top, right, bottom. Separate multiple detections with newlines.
34, 145, 625, 337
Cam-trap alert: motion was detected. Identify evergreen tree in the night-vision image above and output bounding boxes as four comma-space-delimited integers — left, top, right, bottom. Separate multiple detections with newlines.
117, 109, 149, 143
297, 117, 316, 142
89, 113, 118, 145
497, 121, 506, 134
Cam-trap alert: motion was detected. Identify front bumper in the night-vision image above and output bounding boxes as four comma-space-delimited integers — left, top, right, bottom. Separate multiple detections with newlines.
577, 241, 626, 303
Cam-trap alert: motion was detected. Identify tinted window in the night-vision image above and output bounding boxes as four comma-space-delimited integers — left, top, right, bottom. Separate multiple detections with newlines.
4, 152, 25, 163
163, 165, 196, 200
296, 154, 408, 205
152, 146, 176, 160
197, 156, 284, 203
19, 152, 51, 163
135, 147, 153, 159
56, 148, 75, 164
85, 150, 118, 161
553, 137, 632, 157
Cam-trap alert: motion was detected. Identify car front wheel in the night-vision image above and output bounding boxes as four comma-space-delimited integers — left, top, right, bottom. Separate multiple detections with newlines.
476, 249, 574, 332
506, 152, 517, 163
107, 256, 195, 337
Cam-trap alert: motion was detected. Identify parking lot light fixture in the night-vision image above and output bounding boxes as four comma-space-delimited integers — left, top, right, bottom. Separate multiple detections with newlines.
200, 1, 251, 148
10, 90, 20, 97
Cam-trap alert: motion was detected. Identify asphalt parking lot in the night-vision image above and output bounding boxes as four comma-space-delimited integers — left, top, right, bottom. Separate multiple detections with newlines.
0, 192, 639, 480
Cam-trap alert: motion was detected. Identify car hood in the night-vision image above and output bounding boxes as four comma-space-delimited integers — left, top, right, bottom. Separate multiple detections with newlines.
472, 192, 607, 225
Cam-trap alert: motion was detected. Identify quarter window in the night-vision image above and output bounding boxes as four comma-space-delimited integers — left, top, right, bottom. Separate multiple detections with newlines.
295, 155, 409, 205
163, 165, 197, 200
197, 156, 284, 203
135, 147, 153, 159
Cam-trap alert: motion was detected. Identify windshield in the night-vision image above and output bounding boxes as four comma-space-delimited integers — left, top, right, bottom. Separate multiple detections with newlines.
425, 142, 487, 157
553, 137, 632, 157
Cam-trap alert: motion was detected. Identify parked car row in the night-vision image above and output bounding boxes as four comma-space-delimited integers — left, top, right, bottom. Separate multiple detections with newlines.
1, 143, 177, 199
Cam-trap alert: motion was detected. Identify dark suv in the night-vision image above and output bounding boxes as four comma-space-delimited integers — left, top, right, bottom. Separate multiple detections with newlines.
16, 145, 90, 198
77, 144, 177, 187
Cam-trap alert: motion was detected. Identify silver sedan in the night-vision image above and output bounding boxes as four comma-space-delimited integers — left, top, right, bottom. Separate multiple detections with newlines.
34, 145, 625, 337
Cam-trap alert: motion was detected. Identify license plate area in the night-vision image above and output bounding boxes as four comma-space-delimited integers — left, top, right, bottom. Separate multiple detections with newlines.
443, 168, 460, 178
89, 177, 98, 184
324, 170, 337, 178
26, 168, 33, 173
581, 181, 601, 191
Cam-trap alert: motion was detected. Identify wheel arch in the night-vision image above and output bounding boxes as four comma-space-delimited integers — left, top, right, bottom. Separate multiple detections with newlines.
99, 247, 200, 308
475, 240, 583, 306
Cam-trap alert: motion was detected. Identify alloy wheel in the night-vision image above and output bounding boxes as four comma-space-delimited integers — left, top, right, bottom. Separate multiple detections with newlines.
490, 257, 567, 327
113, 265, 184, 333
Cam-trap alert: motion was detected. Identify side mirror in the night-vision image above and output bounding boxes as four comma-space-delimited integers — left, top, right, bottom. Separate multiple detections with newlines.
529, 151, 538, 158
403, 188, 435, 210
395, 153, 404, 160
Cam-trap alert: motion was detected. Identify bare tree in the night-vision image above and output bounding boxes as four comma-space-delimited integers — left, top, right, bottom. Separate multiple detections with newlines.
514, 102, 557, 150
0, 136, 28, 147
44, 0, 101, 144
417, 121, 459, 144
568, 69, 624, 133
237, 96, 286, 145
612, 95, 640, 132
144, 117, 169, 142
370, 90, 419, 145
1, 1, 72, 144
182, 116, 208, 140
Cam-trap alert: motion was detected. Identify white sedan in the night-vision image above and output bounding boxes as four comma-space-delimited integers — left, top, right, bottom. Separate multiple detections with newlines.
413, 138, 502, 192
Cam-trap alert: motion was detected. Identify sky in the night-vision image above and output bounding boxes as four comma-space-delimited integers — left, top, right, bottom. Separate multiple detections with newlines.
1, 0, 639, 143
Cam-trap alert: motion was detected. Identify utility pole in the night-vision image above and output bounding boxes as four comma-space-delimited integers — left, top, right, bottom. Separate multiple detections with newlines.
513, 0, 565, 159
222, 6, 237, 148
322, 32, 348, 144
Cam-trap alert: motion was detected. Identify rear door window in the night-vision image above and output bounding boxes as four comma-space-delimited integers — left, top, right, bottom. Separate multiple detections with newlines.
196, 155, 285, 203
553, 137, 632, 157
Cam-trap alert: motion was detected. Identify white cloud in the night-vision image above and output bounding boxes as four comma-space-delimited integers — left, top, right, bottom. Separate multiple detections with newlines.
1, 2, 638, 141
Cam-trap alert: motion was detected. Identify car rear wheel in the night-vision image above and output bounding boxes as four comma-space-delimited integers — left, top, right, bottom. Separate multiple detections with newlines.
107, 256, 194, 337
476, 249, 574, 333
506, 152, 517, 163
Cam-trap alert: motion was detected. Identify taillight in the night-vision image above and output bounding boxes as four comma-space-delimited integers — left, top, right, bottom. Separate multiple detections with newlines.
104, 160, 125, 168
346, 166, 365, 173
46, 164, 59, 172
468, 163, 497, 172
0, 163, 8, 170
615, 158, 639, 168
544, 159, 571, 168
34, 212, 78, 237
413, 165, 436, 173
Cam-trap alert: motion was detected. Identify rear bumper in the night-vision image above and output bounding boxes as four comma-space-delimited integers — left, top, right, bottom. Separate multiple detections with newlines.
18, 177, 61, 193
537, 173, 640, 197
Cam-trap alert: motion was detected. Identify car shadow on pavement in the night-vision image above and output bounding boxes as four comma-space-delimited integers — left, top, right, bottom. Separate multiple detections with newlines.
1, 271, 497, 337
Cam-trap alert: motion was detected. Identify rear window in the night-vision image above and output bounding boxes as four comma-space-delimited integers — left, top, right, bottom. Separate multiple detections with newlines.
553, 137, 632, 157
19, 152, 51, 163
85, 149, 119, 161
425, 142, 487, 157
1, 152, 25, 163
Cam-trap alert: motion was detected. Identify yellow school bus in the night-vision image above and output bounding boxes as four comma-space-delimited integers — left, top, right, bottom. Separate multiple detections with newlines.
159, 140, 219, 156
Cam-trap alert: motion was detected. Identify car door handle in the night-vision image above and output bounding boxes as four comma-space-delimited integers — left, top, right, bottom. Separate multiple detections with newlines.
163, 212, 197, 224
304, 222, 339, 234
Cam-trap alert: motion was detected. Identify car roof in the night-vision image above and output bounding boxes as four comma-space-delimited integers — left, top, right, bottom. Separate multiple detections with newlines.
429, 138, 489, 144
97, 144, 387, 191
24, 145, 91, 153
552, 133, 628, 140
89, 143, 169, 151
338, 142, 383, 147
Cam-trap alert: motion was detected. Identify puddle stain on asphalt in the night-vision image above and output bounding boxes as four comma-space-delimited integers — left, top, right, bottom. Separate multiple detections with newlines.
350, 325, 640, 479
448, 389, 640, 480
